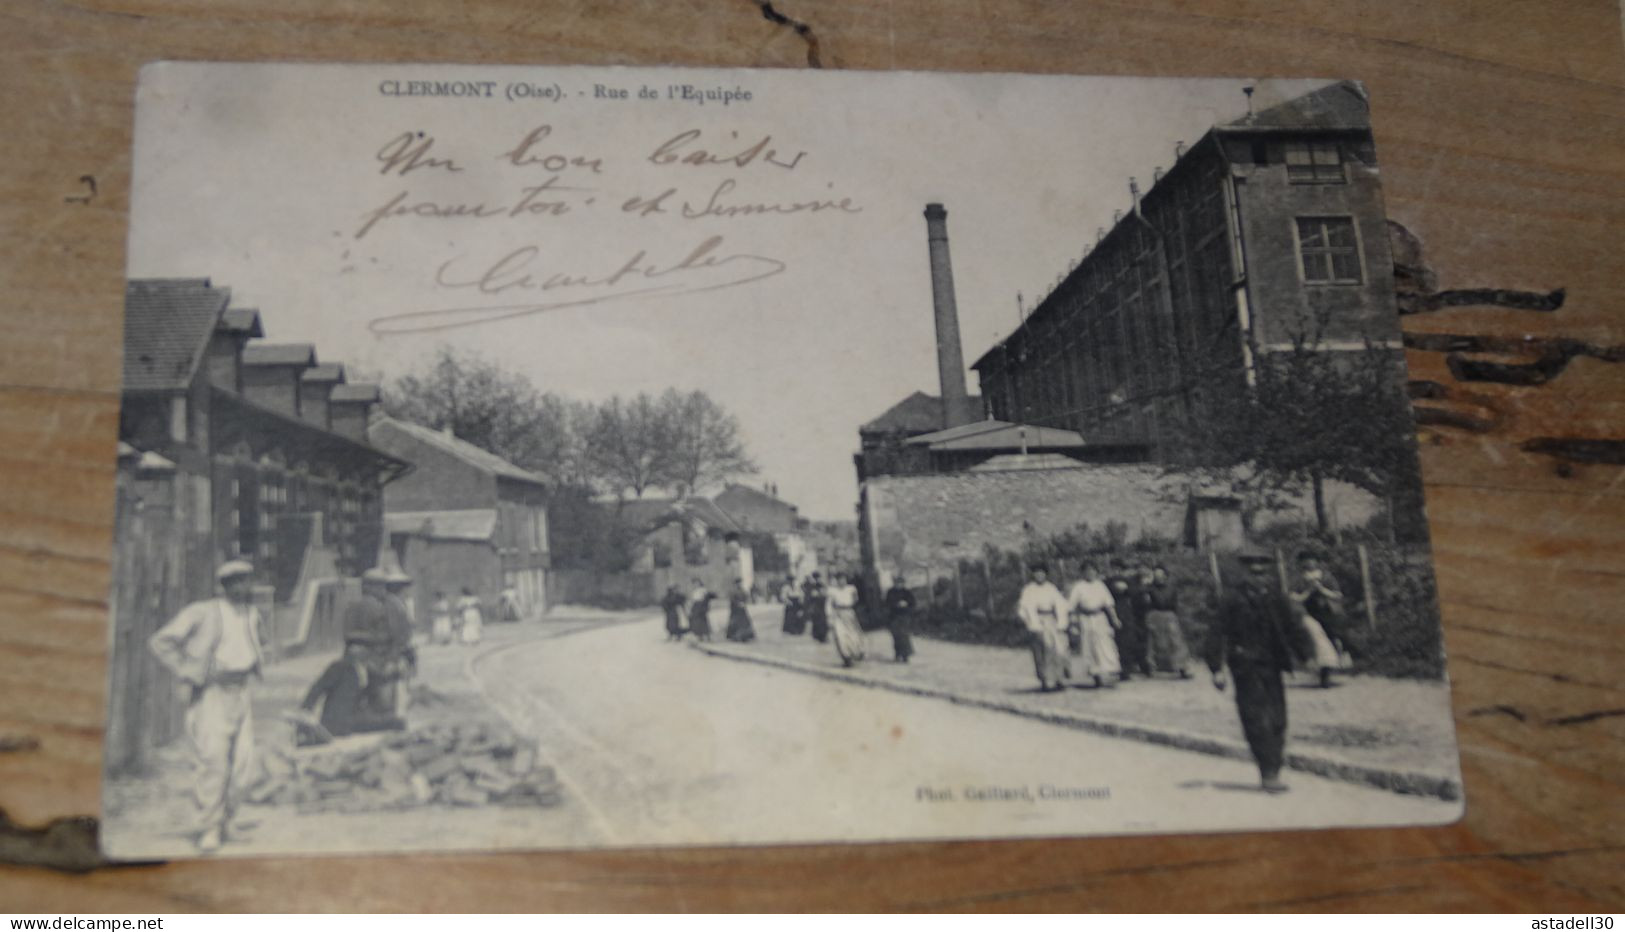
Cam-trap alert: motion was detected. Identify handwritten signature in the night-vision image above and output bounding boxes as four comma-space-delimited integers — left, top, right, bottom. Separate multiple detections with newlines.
367, 235, 787, 335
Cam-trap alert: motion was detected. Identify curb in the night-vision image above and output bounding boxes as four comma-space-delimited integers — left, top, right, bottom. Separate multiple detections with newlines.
691, 640, 1461, 802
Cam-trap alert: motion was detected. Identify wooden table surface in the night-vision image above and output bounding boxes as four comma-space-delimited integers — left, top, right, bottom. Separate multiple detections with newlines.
2, 0, 1622, 912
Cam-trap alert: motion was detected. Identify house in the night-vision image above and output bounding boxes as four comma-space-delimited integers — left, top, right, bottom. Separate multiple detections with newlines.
586, 494, 755, 602
110, 278, 406, 772
714, 482, 800, 533
369, 416, 551, 618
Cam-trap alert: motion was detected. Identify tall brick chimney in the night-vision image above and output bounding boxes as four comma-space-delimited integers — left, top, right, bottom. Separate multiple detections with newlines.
924, 203, 973, 428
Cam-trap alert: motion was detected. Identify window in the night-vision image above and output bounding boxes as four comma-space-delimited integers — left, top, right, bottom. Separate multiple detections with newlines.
1285, 140, 1343, 183
1296, 217, 1362, 284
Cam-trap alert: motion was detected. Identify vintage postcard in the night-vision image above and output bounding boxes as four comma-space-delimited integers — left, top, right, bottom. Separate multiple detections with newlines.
104, 63, 1463, 859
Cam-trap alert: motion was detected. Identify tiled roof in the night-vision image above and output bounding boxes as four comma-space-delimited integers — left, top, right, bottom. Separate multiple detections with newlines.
906, 419, 1087, 451
967, 453, 1085, 472
674, 496, 744, 534
371, 416, 546, 486
243, 343, 316, 367
330, 383, 381, 404
609, 495, 743, 535
218, 308, 264, 337
301, 363, 346, 383
385, 509, 498, 542
862, 391, 943, 433
610, 497, 680, 531
1222, 80, 1370, 133
122, 279, 231, 392
716, 483, 796, 510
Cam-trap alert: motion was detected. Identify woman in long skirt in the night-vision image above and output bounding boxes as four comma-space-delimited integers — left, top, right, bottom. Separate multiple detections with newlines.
661, 584, 688, 641
804, 573, 829, 642
687, 579, 715, 642
1018, 564, 1069, 691
1143, 566, 1193, 677
780, 576, 806, 635
827, 572, 866, 666
1066, 562, 1122, 687
456, 587, 484, 646
725, 580, 757, 642
430, 590, 454, 645
1293, 551, 1349, 688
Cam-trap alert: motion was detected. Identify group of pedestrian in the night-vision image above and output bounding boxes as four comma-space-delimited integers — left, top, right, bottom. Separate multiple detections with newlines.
1017, 559, 1196, 693
773, 570, 916, 667
1015, 546, 1354, 794
428, 587, 487, 646
660, 577, 760, 644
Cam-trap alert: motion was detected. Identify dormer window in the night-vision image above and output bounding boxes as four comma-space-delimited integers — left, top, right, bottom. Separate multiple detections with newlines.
1285, 140, 1344, 183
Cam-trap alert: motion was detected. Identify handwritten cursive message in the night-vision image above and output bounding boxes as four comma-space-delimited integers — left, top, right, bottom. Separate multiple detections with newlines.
352, 114, 862, 335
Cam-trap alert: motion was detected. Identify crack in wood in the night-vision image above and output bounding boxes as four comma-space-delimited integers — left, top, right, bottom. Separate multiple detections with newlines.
1520, 437, 1625, 467
1402, 333, 1624, 387
751, 0, 823, 68
1413, 403, 1498, 433
0, 735, 41, 753
1455, 655, 1623, 693
1389, 221, 1625, 478
1243, 882, 1431, 910
1466, 705, 1527, 722
1398, 287, 1565, 316
896, 854, 1250, 910
1544, 708, 1625, 727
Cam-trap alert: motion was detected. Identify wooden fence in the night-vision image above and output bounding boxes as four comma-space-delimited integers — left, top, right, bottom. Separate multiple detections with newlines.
105, 468, 212, 776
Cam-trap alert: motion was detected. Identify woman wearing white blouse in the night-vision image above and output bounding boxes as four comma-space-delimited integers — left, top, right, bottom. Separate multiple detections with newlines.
827, 572, 866, 666
1067, 561, 1123, 688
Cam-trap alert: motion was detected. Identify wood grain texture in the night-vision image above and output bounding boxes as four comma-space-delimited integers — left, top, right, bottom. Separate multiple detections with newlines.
1, 0, 1622, 912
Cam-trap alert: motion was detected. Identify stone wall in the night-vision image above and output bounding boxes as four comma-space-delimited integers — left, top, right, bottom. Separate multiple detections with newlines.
862, 463, 1376, 574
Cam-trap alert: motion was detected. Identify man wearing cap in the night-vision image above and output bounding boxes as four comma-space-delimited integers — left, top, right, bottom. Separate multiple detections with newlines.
147, 559, 266, 852
380, 569, 418, 717
1205, 547, 1314, 793
344, 568, 412, 720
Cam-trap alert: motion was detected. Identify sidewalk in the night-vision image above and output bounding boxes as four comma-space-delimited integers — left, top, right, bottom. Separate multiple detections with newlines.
696, 605, 1463, 801
101, 614, 621, 858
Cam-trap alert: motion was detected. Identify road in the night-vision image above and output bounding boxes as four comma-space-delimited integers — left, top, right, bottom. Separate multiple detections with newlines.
474, 613, 1456, 848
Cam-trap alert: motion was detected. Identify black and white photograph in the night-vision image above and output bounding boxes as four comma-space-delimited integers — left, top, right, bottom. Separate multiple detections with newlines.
103, 63, 1463, 859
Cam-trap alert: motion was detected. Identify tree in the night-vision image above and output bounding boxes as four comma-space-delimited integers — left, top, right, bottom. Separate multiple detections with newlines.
585, 393, 673, 499
382, 346, 579, 482
382, 350, 761, 503
1171, 333, 1420, 537
659, 388, 757, 494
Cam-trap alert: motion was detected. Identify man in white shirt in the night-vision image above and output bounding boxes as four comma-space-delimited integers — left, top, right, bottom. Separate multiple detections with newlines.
148, 559, 266, 853
1017, 564, 1070, 692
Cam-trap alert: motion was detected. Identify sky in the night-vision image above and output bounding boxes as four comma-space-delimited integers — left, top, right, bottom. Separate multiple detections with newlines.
127, 63, 1332, 519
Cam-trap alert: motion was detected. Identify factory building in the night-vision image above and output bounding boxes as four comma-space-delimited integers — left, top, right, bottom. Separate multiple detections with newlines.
856, 81, 1402, 584
971, 80, 1403, 454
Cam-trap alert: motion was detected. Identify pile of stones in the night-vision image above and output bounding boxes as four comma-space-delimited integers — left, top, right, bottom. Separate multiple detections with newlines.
250, 720, 562, 813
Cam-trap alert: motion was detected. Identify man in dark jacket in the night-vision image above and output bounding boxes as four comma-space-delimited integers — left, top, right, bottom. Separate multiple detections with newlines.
883, 572, 917, 663
1205, 547, 1314, 793
297, 640, 406, 746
